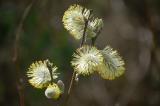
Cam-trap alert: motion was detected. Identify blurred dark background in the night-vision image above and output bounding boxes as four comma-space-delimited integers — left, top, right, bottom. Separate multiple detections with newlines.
0, 0, 160, 106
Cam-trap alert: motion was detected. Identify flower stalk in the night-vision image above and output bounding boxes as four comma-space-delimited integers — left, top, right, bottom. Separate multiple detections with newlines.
46, 60, 54, 84
67, 8, 92, 96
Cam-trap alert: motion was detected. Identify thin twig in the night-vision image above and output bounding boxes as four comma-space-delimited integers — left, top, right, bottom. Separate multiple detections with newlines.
12, 1, 36, 106
62, 9, 93, 106
80, 20, 89, 46
67, 18, 89, 95
67, 71, 76, 95
67, 12, 92, 96
66, 18, 89, 96
13, 1, 35, 62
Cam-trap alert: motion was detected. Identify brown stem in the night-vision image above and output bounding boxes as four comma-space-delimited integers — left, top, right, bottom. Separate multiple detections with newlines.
13, 0, 35, 62
67, 71, 76, 95
67, 14, 91, 96
46, 60, 54, 84
62, 9, 93, 106
12, 1, 36, 106
80, 19, 89, 46
48, 67, 54, 84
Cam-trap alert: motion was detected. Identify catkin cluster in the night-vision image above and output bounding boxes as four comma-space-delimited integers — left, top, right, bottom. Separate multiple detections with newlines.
63, 4, 125, 80
27, 60, 64, 99
26, 4, 125, 100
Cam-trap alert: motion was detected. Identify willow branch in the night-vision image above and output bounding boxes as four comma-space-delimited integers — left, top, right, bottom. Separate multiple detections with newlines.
62, 10, 93, 106
67, 19, 89, 95
67, 11, 93, 95
13, 1, 35, 62
12, 1, 36, 106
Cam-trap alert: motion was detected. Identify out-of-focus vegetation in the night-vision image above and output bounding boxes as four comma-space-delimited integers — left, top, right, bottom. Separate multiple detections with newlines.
0, 0, 160, 106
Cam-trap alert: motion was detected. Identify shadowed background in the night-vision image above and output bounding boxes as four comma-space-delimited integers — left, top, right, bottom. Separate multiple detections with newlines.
0, 0, 160, 106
